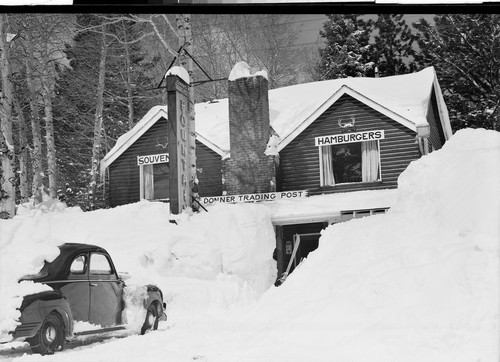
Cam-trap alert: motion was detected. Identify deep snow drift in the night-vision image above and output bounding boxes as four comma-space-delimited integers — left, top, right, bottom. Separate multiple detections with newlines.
0, 128, 498, 362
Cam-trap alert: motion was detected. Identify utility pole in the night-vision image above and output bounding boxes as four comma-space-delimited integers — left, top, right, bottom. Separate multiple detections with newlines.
176, 14, 198, 211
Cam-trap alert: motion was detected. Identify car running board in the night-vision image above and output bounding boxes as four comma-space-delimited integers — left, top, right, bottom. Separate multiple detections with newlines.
73, 325, 127, 336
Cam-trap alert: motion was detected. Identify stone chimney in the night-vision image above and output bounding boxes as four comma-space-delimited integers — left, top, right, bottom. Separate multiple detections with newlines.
223, 62, 276, 195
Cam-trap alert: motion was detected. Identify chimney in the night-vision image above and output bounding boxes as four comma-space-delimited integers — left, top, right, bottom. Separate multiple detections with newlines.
223, 62, 276, 195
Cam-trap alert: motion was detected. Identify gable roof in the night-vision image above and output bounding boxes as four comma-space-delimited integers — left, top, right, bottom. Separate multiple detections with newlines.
101, 66, 452, 172
196, 66, 452, 155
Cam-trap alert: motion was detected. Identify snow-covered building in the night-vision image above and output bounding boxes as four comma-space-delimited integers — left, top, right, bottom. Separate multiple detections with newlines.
101, 64, 452, 277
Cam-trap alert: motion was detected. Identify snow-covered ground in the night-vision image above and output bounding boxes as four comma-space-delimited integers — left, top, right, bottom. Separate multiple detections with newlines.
0, 128, 499, 361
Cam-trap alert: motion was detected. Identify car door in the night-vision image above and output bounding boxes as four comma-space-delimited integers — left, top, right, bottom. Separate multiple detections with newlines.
88, 252, 124, 327
58, 253, 90, 323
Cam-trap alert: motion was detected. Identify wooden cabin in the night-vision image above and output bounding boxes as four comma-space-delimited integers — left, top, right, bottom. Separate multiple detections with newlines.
101, 66, 452, 277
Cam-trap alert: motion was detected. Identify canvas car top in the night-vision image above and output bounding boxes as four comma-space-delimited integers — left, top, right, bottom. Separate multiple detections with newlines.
21, 243, 110, 282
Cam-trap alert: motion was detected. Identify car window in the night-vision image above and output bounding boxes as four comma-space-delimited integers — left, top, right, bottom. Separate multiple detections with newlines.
70, 255, 86, 274
89, 253, 112, 275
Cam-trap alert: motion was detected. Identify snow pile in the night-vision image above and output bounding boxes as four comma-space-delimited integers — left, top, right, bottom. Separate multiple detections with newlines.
228, 61, 268, 81
0, 129, 498, 362
0, 194, 67, 342
0, 200, 276, 342
223, 128, 500, 362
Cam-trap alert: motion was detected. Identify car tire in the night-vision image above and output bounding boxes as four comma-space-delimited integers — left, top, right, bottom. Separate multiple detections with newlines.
140, 303, 159, 335
28, 312, 65, 355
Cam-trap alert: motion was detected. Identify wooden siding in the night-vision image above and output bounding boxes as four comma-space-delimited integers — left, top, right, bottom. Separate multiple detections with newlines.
109, 117, 168, 207
196, 140, 222, 197
427, 87, 446, 151
279, 94, 421, 194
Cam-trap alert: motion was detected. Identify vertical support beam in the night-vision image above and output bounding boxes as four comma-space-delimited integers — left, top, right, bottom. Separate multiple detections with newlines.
176, 14, 198, 209
275, 225, 284, 278
167, 75, 190, 215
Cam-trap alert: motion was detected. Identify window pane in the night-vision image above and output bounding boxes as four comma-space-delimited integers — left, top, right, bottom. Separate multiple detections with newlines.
331, 143, 362, 183
70, 255, 86, 274
143, 164, 154, 200
153, 163, 169, 199
90, 253, 112, 275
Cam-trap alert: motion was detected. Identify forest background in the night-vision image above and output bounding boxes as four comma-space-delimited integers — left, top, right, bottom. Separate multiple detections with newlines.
0, 12, 498, 216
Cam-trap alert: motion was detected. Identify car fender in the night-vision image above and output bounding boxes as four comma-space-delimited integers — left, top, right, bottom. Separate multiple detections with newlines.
144, 285, 166, 321
13, 291, 74, 340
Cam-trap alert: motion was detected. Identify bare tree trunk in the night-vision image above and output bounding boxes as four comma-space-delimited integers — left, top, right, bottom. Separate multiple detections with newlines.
121, 21, 134, 130
0, 14, 16, 218
40, 48, 57, 200
25, 29, 43, 204
89, 30, 107, 210
13, 95, 29, 203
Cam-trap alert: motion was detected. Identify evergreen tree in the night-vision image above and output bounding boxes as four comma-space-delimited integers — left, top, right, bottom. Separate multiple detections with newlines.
316, 14, 374, 80
414, 14, 500, 131
373, 14, 416, 76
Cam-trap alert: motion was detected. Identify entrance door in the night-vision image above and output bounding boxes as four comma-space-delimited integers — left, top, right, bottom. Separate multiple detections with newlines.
280, 222, 325, 277
292, 233, 320, 269
141, 163, 170, 201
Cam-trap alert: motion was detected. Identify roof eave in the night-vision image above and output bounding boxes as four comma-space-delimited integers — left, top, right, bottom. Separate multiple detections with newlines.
196, 133, 227, 158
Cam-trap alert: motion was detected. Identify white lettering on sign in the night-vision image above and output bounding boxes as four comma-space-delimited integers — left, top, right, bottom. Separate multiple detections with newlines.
315, 130, 385, 146
137, 153, 169, 166
201, 190, 308, 205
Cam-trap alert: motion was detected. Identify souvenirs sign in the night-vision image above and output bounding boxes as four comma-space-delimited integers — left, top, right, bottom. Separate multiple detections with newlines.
137, 153, 169, 166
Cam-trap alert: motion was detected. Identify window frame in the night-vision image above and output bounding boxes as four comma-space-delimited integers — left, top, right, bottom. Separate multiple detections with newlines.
89, 252, 113, 276
139, 162, 170, 201
319, 139, 382, 187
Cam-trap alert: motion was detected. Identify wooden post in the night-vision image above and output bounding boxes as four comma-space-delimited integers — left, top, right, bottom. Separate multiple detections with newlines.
176, 14, 198, 210
166, 75, 190, 214
275, 225, 284, 278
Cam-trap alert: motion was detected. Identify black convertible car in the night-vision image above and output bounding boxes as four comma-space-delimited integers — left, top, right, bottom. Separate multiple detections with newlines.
11, 243, 167, 355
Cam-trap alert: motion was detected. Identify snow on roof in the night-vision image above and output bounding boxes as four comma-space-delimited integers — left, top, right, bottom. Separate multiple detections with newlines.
101, 106, 168, 173
196, 66, 451, 156
102, 66, 451, 169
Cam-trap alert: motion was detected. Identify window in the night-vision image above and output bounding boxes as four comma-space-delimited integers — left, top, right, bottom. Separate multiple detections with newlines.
141, 163, 169, 200
70, 255, 86, 274
89, 253, 112, 275
320, 140, 381, 186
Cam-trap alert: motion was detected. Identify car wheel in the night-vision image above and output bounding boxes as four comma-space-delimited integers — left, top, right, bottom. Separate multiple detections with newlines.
140, 303, 159, 335
28, 312, 65, 355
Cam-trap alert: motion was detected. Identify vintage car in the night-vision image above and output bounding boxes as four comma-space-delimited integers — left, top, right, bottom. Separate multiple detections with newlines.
12, 243, 167, 355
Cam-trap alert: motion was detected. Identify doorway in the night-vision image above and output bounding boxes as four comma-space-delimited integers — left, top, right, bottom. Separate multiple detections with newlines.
281, 222, 326, 276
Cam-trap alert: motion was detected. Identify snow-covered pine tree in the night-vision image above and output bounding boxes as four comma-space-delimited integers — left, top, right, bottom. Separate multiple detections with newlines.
373, 14, 416, 76
413, 14, 499, 131
316, 14, 374, 80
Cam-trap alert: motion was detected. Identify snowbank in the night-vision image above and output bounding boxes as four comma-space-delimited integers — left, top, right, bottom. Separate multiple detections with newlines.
0, 128, 498, 362
226, 128, 500, 362
0, 200, 276, 342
